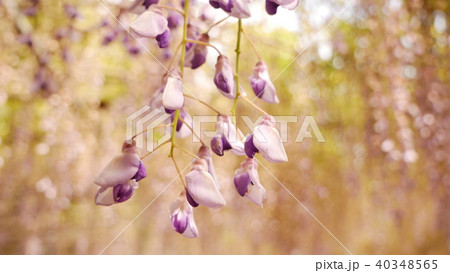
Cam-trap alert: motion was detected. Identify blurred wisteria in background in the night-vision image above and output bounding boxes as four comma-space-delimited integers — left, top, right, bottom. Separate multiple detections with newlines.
0, 0, 449, 254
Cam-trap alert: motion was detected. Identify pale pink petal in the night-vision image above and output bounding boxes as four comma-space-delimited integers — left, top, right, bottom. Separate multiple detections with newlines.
162, 77, 184, 110
95, 186, 115, 206
183, 212, 199, 238
253, 124, 288, 163
129, 10, 168, 38
93, 153, 140, 188
186, 165, 226, 209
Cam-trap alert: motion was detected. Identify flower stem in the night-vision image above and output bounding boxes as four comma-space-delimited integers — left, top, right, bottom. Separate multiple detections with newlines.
140, 140, 171, 160
183, 94, 221, 114
170, 0, 190, 157
240, 95, 268, 115
170, 156, 186, 187
167, 42, 182, 70
132, 124, 170, 140
184, 39, 221, 55
231, 19, 242, 116
173, 145, 198, 158
206, 15, 230, 33
241, 28, 262, 60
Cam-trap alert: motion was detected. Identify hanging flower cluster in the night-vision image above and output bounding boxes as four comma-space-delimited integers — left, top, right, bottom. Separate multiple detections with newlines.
93, 0, 298, 238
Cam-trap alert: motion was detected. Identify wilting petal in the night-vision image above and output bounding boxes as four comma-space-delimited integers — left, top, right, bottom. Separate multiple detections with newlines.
185, 158, 225, 208
162, 76, 184, 111
93, 152, 140, 188
95, 186, 115, 206
234, 171, 251, 197
156, 29, 171, 48
113, 182, 135, 203
253, 117, 288, 163
129, 10, 168, 38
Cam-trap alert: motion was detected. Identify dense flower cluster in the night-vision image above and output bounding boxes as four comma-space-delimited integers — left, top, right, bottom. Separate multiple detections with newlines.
93, 0, 298, 238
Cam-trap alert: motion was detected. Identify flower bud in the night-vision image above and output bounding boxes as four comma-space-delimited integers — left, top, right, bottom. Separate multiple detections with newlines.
156, 29, 171, 48
214, 55, 236, 99
249, 61, 279, 103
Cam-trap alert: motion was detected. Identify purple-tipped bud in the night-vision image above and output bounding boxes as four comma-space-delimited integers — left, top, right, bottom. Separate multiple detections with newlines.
132, 161, 147, 182
265, 0, 279, 15
167, 11, 183, 29
142, 0, 159, 9
156, 29, 171, 48
251, 77, 266, 98
245, 134, 259, 158
113, 183, 134, 203
211, 134, 224, 156
214, 55, 235, 99
186, 189, 199, 207
234, 172, 251, 197
209, 0, 220, 9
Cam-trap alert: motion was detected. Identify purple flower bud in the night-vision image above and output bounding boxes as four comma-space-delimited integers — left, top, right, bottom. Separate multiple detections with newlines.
129, 10, 168, 39
244, 134, 259, 158
170, 194, 199, 238
250, 77, 266, 98
265, 0, 279, 15
156, 29, 171, 48
172, 210, 189, 233
165, 108, 176, 114
249, 61, 279, 103
214, 55, 235, 99
167, 11, 183, 29
185, 33, 209, 69
113, 182, 134, 203
132, 161, 147, 182
142, 0, 159, 9
234, 172, 251, 197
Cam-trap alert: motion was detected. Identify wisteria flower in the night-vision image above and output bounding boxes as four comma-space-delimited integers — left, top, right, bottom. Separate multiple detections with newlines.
265, 0, 300, 16
170, 107, 193, 138
209, 0, 251, 19
129, 8, 171, 48
214, 55, 235, 99
185, 33, 209, 69
250, 60, 279, 104
185, 149, 226, 208
94, 139, 147, 206
162, 69, 184, 111
211, 115, 245, 156
170, 191, 199, 238
167, 10, 183, 29
234, 157, 266, 207
245, 115, 288, 163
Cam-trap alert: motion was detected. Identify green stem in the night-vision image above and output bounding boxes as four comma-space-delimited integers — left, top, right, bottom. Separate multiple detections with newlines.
231, 19, 242, 116
170, 0, 190, 157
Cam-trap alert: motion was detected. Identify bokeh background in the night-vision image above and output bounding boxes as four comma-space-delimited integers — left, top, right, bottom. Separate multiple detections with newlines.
0, 0, 449, 254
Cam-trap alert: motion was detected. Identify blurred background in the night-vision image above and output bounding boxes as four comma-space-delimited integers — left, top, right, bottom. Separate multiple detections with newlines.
0, 0, 448, 254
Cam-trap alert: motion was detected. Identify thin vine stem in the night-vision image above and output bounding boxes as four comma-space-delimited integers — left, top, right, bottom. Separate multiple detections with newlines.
170, 156, 186, 187
183, 94, 222, 114
170, 0, 190, 157
184, 39, 221, 55
240, 95, 268, 115
173, 145, 198, 159
206, 15, 231, 33
140, 140, 171, 160
231, 19, 242, 116
132, 124, 170, 140
167, 42, 183, 70
241, 28, 262, 60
